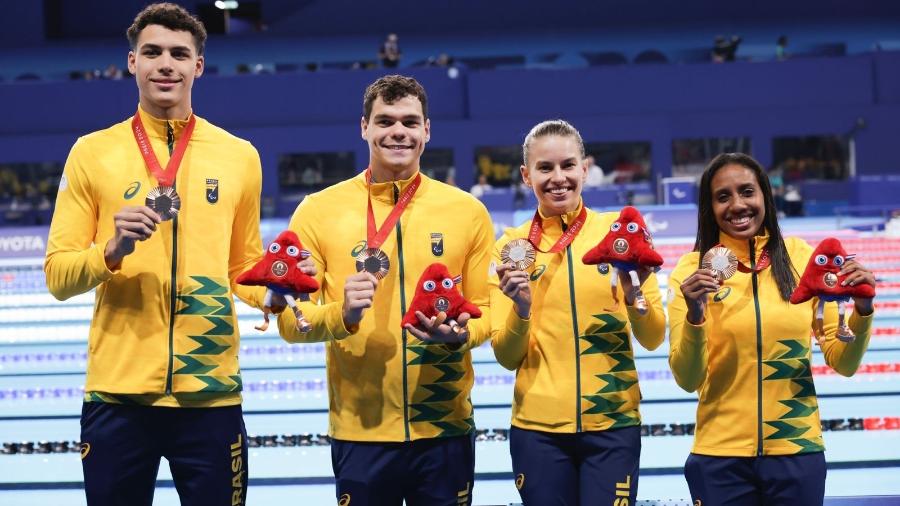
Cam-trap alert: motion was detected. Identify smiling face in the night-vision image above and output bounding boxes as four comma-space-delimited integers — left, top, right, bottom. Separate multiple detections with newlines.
361, 95, 430, 182
521, 134, 587, 217
128, 24, 203, 120
710, 163, 766, 241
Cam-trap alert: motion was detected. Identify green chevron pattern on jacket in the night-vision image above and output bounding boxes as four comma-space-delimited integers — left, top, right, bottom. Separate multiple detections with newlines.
603, 411, 640, 428
197, 375, 242, 392
582, 394, 626, 415
776, 339, 808, 360
763, 358, 811, 380
187, 335, 230, 355
418, 384, 462, 403
187, 276, 229, 295
607, 352, 637, 372
594, 373, 638, 393
432, 364, 466, 383
791, 378, 817, 398
174, 355, 218, 375
778, 399, 818, 419
765, 420, 810, 439
409, 403, 452, 422
406, 344, 464, 365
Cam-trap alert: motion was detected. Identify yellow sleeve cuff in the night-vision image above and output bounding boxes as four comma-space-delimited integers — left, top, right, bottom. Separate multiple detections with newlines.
505, 310, 531, 340
88, 244, 115, 279
849, 309, 874, 337
683, 317, 707, 344
326, 302, 354, 340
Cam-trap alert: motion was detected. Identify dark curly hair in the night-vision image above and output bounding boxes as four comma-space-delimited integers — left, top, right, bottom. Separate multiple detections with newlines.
127, 3, 207, 56
363, 75, 428, 121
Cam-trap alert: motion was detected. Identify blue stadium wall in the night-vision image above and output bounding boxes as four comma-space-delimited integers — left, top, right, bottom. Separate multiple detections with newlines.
1, 52, 899, 208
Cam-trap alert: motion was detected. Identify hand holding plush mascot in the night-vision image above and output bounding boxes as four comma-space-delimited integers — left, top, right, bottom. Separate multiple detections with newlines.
790, 237, 875, 342
237, 231, 319, 332
402, 263, 481, 334
582, 206, 663, 314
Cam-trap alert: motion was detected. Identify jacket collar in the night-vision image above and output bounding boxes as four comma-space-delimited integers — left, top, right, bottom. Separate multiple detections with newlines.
719, 228, 770, 266
360, 169, 425, 205
136, 104, 193, 140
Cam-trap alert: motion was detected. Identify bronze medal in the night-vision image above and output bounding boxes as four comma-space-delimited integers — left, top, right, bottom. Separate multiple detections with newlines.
500, 238, 536, 271
434, 297, 450, 313
132, 111, 194, 221
613, 238, 629, 254
145, 186, 181, 221
702, 246, 738, 281
355, 247, 390, 279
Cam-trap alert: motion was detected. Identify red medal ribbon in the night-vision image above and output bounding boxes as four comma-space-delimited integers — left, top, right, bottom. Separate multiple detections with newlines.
527, 206, 587, 253
365, 168, 421, 250
131, 109, 196, 187
736, 246, 771, 273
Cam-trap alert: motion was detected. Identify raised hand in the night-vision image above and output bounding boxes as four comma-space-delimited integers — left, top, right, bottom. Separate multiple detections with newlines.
405, 311, 471, 347
839, 259, 876, 315
342, 271, 379, 328
104, 206, 161, 268
680, 268, 720, 325
496, 263, 532, 319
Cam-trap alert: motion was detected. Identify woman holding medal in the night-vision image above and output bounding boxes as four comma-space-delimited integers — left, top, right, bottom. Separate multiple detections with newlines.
490, 120, 666, 504
668, 152, 877, 505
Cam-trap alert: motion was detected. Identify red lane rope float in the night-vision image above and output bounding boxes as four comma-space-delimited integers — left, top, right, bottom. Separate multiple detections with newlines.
863, 417, 900, 430
811, 362, 900, 376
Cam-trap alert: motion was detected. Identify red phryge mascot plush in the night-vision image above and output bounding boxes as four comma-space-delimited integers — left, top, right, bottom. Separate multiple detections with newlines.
237, 231, 320, 332
790, 237, 875, 342
402, 263, 482, 333
582, 206, 663, 314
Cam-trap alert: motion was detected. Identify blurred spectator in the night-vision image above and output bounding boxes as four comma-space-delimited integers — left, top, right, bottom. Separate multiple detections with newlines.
610, 155, 645, 183
444, 167, 458, 187
886, 210, 900, 238
102, 64, 124, 80
584, 155, 605, 187
470, 173, 493, 199
513, 180, 526, 209
784, 185, 804, 216
769, 168, 786, 217
427, 53, 454, 67
712, 35, 741, 63
776, 35, 789, 61
301, 166, 323, 186
379, 33, 401, 68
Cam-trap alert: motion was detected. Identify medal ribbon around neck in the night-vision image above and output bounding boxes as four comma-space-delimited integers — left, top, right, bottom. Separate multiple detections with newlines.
365, 167, 421, 249
736, 246, 771, 273
527, 206, 587, 253
131, 109, 196, 187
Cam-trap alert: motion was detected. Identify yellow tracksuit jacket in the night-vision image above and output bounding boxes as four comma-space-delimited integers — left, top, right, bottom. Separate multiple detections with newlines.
44, 106, 264, 407
490, 204, 666, 432
668, 231, 874, 456
278, 171, 494, 442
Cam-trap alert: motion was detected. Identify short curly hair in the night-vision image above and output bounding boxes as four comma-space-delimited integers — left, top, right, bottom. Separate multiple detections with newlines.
126, 3, 207, 56
363, 75, 428, 121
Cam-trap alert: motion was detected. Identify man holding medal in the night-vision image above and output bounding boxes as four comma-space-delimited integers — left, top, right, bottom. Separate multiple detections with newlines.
45, 4, 264, 505
278, 75, 494, 506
